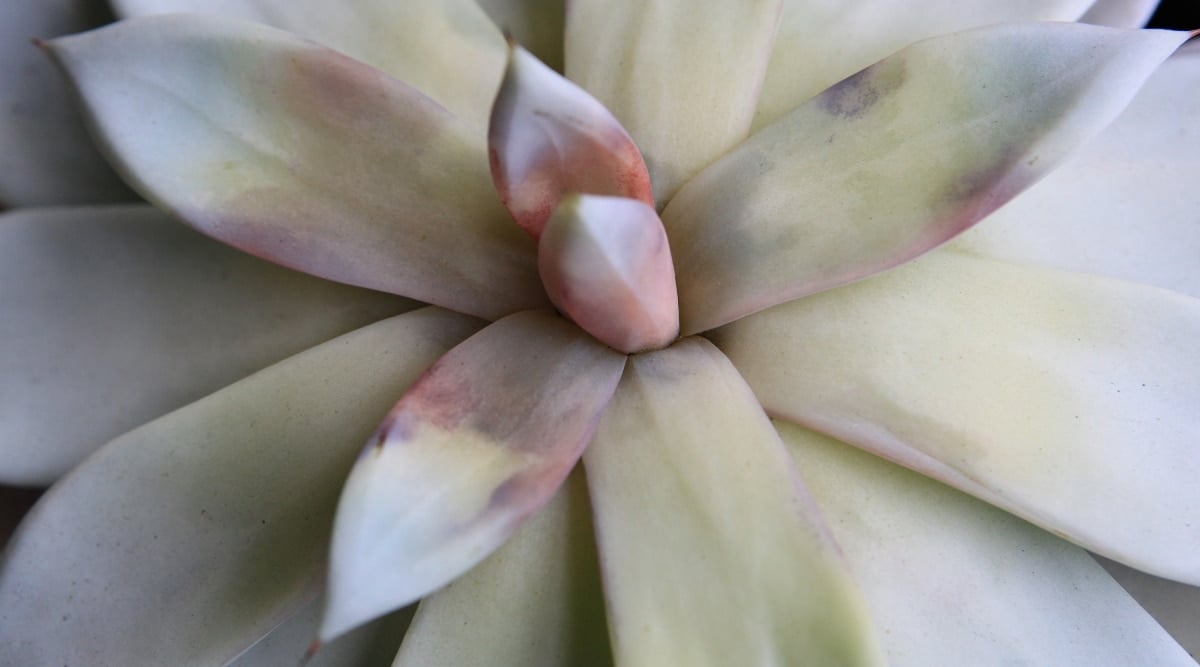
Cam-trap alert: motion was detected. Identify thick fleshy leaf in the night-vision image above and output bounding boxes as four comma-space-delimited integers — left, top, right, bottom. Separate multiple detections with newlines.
321, 311, 625, 641
47, 14, 546, 320
232, 598, 412, 667
775, 421, 1196, 666
710, 250, 1200, 584
489, 44, 652, 238
754, 0, 1093, 129
1083, 0, 1162, 27
0, 0, 133, 206
0, 308, 481, 666
539, 195, 678, 353
564, 0, 782, 205
110, 0, 506, 132
582, 337, 883, 667
0, 205, 411, 486
668, 23, 1187, 334
953, 43, 1200, 298
475, 0, 565, 73
393, 470, 611, 667
1099, 557, 1200, 659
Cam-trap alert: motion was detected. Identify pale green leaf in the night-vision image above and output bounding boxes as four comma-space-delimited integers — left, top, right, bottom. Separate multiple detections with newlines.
110, 0, 507, 132
322, 311, 625, 640
0, 205, 411, 485
393, 470, 611, 667
776, 420, 1196, 666
583, 338, 883, 667
953, 44, 1200, 298
755, 0, 1092, 129
47, 14, 546, 320
669, 23, 1187, 334
0, 308, 481, 666
564, 0, 782, 205
711, 251, 1200, 584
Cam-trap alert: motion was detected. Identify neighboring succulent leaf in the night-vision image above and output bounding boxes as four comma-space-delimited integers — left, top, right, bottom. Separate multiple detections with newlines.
110, 0, 507, 132
489, 44, 652, 239
539, 195, 678, 353
583, 337, 883, 667
0, 205, 411, 486
321, 311, 625, 641
393, 470, 611, 667
776, 421, 1197, 666
711, 250, 1200, 584
668, 23, 1188, 334
0, 0, 132, 206
0, 309, 482, 667
755, 0, 1093, 129
564, 0, 783, 205
46, 14, 546, 320
953, 43, 1200, 299
1082, 0, 1162, 27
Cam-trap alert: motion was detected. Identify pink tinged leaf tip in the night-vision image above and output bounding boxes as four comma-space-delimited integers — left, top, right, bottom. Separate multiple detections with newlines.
319, 311, 625, 642
538, 194, 679, 354
488, 44, 653, 239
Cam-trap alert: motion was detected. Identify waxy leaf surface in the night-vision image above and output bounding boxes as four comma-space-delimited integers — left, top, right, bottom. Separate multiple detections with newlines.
539, 195, 678, 353
583, 338, 883, 667
322, 311, 625, 640
565, 0, 782, 205
954, 43, 1200, 299
0, 205, 410, 485
0, 309, 481, 667
777, 421, 1196, 666
668, 23, 1187, 334
393, 471, 610, 667
712, 251, 1200, 584
111, 0, 507, 132
756, 0, 1092, 129
489, 45, 652, 239
48, 14, 546, 320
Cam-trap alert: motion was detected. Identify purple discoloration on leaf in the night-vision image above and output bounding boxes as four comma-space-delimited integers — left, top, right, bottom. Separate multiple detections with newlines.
817, 61, 906, 120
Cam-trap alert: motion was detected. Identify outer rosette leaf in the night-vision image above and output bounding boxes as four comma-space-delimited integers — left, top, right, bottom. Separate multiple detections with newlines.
668, 23, 1188, 334
0, 309, 481, 667
953, 43, 1200, 298
756, 0, 1093, 129
777, 421, 1197, 666
46, 14, 546, 321
583, 338, 883, 667
564, 0, 783, 205
0, 205, 410, 486
109, 0, 508, 132
393, 471, 611, 667
711, 251, 1200, 584
321, 311, 625, 641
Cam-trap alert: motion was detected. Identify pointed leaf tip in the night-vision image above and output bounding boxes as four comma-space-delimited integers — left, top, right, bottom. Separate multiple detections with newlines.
539, 194, 679, 353
319, 311, 625, 641
488, 45, 653, 238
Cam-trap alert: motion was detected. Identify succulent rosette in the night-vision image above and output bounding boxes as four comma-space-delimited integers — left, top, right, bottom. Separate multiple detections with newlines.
2, 1, 1199, 665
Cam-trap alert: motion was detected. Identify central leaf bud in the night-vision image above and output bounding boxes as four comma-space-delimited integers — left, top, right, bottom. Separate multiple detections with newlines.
488, 40, 677, 353
539, 194, 679, 353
